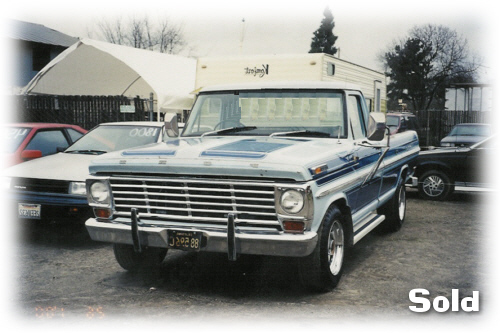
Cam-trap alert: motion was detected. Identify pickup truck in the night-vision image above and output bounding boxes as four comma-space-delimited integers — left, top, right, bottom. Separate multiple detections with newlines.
85, 81, 419, 291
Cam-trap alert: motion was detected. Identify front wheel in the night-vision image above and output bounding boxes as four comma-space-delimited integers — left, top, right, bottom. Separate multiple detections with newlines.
298, 205, 346, 292
113, 244, 167, 272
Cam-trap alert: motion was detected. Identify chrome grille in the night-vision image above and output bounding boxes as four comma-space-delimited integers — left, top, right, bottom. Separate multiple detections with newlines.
109, 176, 280, 229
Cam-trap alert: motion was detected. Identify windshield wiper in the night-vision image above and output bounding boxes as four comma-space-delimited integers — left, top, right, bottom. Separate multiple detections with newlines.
270, 130, 332, 138
65, 149, 108, 155
201, 126, 257, 137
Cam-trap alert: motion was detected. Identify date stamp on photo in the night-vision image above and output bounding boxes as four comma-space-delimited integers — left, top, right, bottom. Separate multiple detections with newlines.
409, 289, 479, 313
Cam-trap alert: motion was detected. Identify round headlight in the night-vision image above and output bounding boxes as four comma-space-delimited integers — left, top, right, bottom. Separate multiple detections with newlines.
90, 181, 109, 203
280, 189, 304, 214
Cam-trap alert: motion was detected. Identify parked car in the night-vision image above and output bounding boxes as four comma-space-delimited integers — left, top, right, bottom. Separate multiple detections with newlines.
386, 112, 420, 135
5, 121, 166, 226
412, 135, 496, 200
2, 123, 87, 167
386, 112, 428, 147
440, 123, 491, 147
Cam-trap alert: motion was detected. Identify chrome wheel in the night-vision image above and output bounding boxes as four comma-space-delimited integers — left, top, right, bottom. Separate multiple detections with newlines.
422, 175, 445, 197
328, 220, 344, 275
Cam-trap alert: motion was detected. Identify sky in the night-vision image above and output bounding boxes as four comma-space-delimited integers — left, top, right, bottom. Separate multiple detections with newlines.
3, 0, 497, 81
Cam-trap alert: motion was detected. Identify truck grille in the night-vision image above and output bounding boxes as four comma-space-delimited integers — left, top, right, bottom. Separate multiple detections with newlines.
109, 176, 280, 230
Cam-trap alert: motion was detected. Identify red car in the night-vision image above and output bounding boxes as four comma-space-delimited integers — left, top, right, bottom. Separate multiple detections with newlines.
2, 123, 87, 167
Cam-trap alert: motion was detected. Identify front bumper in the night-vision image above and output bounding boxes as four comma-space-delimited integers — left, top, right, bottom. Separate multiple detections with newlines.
85, 218, 318, 257
9, 191, 91, 223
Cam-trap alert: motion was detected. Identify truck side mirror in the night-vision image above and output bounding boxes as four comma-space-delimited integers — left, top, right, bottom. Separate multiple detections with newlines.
164, 112, 179, 137
367, 112, 387, 141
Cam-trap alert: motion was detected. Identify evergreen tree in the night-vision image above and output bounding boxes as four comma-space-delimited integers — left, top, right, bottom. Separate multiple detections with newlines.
383, 25, 479, 111
309, 7, 338, 55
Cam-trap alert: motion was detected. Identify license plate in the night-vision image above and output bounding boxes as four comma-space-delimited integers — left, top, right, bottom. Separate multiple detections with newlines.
18, 203, 41, 219
167, 230, 201, 251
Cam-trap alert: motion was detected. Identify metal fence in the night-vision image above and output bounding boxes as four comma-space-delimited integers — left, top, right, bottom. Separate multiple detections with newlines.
10, 95, 150, 130
413, 110, 492, 147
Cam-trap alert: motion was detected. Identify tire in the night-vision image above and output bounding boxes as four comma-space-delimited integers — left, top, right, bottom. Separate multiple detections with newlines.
113, 244, 167, 272
378, 177, 406, 232
298, 205, 346, 292
418, 170, 453, 201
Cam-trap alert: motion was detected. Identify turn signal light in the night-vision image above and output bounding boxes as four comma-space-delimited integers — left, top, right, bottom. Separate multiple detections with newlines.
94, 208, 112, 219
283, 221, 305, 233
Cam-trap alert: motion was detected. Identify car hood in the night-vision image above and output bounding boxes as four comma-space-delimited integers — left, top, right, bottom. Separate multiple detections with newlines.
89, 136, 359, 182
4, 152, 100, 182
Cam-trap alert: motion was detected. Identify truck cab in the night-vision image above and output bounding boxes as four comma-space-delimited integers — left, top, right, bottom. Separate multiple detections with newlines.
85, 81, 419, 291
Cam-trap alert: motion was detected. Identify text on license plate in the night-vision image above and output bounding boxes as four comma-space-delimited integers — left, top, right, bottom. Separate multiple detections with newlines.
18, 203, 41, 219
168, 230, 201, 251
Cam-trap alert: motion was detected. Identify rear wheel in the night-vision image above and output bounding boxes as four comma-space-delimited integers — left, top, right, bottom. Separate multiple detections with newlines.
298, 205, 346, 292
378, 178, 406, 232
113, 244, 167, 272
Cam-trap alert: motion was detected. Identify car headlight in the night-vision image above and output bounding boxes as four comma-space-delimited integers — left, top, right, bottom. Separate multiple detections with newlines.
69, 182, 87, 196
88, 180, 110, 205
441, 142, 453, 147
280, 189, 305, 214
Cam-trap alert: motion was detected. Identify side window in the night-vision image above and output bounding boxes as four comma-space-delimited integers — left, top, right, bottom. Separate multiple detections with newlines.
67, 128, 85, 143
25, 130, 69, 156
347, 95, 366, 140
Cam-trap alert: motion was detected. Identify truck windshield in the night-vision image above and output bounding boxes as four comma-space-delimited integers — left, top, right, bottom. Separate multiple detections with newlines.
182, 90, 347, 138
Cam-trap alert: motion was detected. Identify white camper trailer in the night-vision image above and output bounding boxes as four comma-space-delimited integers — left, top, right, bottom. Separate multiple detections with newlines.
195, 53, 387, 112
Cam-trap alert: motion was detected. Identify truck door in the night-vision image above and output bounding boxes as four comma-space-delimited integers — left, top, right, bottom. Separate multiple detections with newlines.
346, 93, 383, 213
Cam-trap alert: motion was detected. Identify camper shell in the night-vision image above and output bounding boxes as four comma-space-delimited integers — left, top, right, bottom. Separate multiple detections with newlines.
195, 53, 387, 113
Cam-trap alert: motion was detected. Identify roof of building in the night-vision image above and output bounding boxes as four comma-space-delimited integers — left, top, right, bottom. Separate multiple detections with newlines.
6, 19, 79, 47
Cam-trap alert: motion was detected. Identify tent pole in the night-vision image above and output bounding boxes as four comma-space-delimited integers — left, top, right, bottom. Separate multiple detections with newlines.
149, 93, 155, 121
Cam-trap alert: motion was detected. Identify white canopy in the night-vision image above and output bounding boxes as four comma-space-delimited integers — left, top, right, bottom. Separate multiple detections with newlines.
22, 38, 197, 113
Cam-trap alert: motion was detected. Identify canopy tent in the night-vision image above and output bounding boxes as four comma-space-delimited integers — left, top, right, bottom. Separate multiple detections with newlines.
22, 38, 197, 114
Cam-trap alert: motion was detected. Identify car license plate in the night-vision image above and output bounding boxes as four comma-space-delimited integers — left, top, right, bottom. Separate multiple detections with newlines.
167, 230, 201, 251
18, 203, 41, 219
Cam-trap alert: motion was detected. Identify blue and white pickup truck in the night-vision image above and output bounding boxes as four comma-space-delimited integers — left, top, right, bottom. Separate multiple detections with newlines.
85, 82, 419, 291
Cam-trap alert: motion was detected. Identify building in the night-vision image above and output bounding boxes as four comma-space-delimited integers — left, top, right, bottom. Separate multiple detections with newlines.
445, 83, 492, 112
6, 19, 79, 92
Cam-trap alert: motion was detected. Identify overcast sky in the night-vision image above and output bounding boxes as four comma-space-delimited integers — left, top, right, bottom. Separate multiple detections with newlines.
4, 0, 496, 81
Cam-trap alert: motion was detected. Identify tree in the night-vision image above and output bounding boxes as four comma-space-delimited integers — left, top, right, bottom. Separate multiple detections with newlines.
96, 16, 186, 54
309, 7, 338, 56
382, 24, 480, 111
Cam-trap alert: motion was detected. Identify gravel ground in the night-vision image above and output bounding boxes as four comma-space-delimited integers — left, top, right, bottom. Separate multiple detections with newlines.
10, 189, 496, 329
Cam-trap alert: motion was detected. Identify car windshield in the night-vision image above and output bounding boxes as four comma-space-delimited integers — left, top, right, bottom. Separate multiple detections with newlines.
182, 90, 348, 138
1, 127, 31, 153
65, 125, 161, 154
386, 116, 400, 127
449, 124, 490, 136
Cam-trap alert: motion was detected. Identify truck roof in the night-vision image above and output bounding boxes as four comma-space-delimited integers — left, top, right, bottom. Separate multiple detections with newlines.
199, 81, 363, 93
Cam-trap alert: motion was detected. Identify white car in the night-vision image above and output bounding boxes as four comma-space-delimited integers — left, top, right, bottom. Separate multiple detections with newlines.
5, 121, 165, 225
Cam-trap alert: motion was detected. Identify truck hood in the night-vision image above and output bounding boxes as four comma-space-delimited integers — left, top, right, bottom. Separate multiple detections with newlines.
4, 152, 99, 182
89, 136, 357, 182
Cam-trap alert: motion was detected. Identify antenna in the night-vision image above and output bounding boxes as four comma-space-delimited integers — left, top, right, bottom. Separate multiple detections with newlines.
240, 18, 246, 54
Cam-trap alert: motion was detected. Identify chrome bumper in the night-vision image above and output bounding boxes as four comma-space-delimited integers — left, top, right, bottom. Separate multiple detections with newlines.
85, 218, 318, 258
